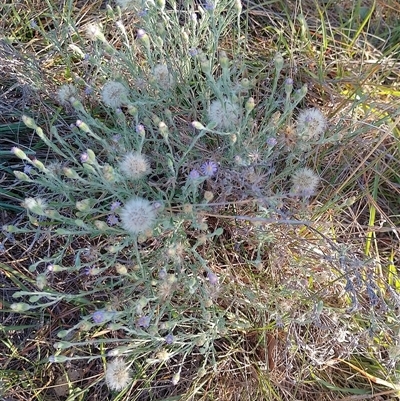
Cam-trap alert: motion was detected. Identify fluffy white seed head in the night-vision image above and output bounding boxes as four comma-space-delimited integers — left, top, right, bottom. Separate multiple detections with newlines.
119, 152, 150, 180
290, 167, 320, 198
57, 84, 77, 105
120, 198, 157, 235
208, 98, 240, 130
105, 358, 132, 392
102, 81, 129, 108
152, 64, 175, 90
296, 108, 327, 143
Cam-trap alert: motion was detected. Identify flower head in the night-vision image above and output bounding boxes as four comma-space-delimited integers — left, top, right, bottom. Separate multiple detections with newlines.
208, 98, 240, 130
290, 167, 320, 198
80, 152, 89, 163
296, 108, 327, 145
102, 81, 129, 108
92, 310, 106, 324
188, 169, 200, 180
201, 161, 218, 177
110, 201, 121, 211
165, 333, 174, 344
120, 197, 157, 235
152, 64, 175, 90
57, 84, 77, 106
119, 152, 150, 180
105, 358, 132, 392
107, 214, 119, 226
137, 315, 151, 328
207, 272, 218, 285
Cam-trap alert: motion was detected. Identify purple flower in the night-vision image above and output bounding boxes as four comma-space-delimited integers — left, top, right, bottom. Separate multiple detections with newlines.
80, 152, 89, 163
135, 124, 145, 135
138, 9, 148, 17
207, 272, 218, 285
159, 268, 167, 279
84, 86, 93, 95
137, 29, 146, 39
165, 333, 174, 344
138, 315, 151, 328
107, 214, 119, 226
84, 266, 98, 276
204, 1, 215, 11
189, 48, 199, 57
24, 165, 32, 174
112, 134, 121, 142
110, 201, 121, 211
92, 310, 105, 323
266, 137, 277, 147
188, 169, 200, 180
201, 161, 218, 177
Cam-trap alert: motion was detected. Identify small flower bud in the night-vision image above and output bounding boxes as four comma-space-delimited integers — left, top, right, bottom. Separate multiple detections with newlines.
53, 341, 72, 350
156, 0, 165, 10
76, 199, 95, 212
63, 167, 80, 179
171, 373, 180, 385
14, 171, 32, 182
204, 191, 214, 202
76, 120, 91, 133
274, 53, 284, 72
48, 355, 69, 363
245, 97, 255, 113
158, 121, 169, 139
103, 164, 115, 182
234, 0, 242, 13
30, 158, 47, 172
115, 263, 128, 275
294, 84, 308, 101
182, 30, 189, 44
137, 29, 150, 51
11, 302, 32, 312
11, 146, 30, 161
285, 78, 293, 96
86, 149, 97, 164
47, 264, 65, 272
127, 104, 138, 116
21, 115, 37, 129
74, 219, 87, 228
191, 121, 205, 130
94, 220, 109, 231
219, 51, 229, 70
199, 53, 211, 74
36, 273, 47, 290
69, 97, 85, 112
183, 204, 193, 214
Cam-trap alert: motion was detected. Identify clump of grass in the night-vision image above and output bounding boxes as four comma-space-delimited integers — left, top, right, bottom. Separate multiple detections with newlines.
1, 0, 400, 400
